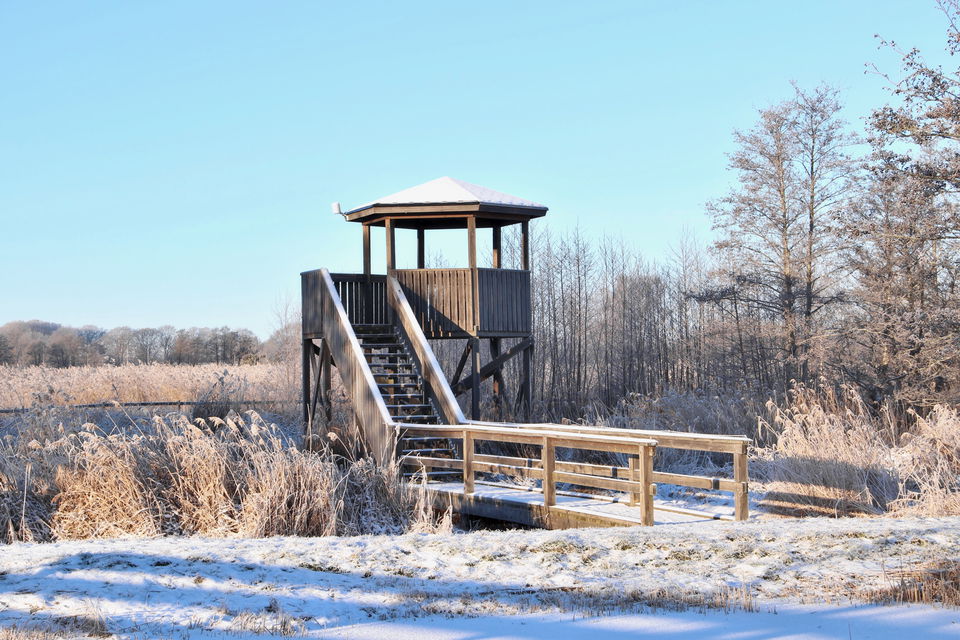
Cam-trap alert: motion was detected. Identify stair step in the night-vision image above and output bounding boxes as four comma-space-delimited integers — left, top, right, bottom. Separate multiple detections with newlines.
352, 324, 393, 332
369, 363, 414, 370
372, 373, 420, 378
386, 404, 433, 410
356, 333, 396, 340
378, 383, 422, 389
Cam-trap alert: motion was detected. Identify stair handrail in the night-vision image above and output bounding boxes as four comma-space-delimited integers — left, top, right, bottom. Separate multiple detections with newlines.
318, 268, 396, 462
387, 275, 467, 425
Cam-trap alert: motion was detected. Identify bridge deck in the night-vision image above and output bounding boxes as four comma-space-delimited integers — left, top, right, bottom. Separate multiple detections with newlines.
425, 481, 730, 529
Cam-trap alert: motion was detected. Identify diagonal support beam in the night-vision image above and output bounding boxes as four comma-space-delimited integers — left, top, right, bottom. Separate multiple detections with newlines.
452, 338, 533, 396
451, 340, 472, 388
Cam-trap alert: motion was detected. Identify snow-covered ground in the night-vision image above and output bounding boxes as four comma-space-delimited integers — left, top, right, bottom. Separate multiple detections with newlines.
1, 516, 959, 639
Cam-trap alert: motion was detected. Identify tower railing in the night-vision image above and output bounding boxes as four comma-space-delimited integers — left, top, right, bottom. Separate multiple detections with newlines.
393, 267, 530, 338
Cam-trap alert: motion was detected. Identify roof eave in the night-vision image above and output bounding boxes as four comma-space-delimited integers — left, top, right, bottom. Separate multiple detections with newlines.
343, 201, 547, 223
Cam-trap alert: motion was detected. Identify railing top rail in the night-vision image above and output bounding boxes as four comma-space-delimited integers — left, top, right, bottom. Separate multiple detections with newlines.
397, 422, 657, 448
330, 272, 387, 281
391, 267, 472, 273
469, 420, 749, 443
391, 267, 529, 274
467, 420, 749, 453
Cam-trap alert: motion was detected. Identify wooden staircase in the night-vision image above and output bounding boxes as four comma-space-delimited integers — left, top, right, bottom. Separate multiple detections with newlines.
354, 324, 439, 425
352, 323, 458, 477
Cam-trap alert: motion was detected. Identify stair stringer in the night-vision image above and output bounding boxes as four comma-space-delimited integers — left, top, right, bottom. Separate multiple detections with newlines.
317, 269, 397, 463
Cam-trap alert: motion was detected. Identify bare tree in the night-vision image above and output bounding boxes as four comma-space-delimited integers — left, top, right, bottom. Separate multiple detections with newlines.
708, 86, 855, 386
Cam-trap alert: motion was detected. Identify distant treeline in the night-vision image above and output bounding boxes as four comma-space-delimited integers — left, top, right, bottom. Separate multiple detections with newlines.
0, 320, 285, 367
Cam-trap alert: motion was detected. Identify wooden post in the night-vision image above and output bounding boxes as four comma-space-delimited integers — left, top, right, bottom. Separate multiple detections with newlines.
467, 217, 477, 270
467, 216, 479, 334
489, 338, 505, 417
385, 218, 396, 272
301, 338, 312, 432
470, 337, 481, 420
522, 342, 532, 421
734, 444, 749, 521
362, 224, 371, 276
463, 430, 475, 494
491, 226, 505, 415
417, 228, 425, 269
541, 436, 555, 507
521, 220, 530, 271
363, 224, 373, 324
628, 454, 639, 506
320, 339, 332, 423
639, 444, 655, 526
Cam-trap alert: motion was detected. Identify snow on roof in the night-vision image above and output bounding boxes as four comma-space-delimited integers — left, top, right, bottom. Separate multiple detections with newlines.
345, 177, 546, 215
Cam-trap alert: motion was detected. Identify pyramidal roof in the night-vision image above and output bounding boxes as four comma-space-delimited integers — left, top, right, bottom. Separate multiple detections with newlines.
345, 177, 547, 215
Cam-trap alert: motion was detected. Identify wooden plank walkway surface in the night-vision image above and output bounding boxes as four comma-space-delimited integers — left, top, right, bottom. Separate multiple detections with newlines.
424, 480, 731, 529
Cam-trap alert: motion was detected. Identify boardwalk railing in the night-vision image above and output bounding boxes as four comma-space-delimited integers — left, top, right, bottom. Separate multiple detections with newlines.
471, 421, 751, 521
398, 422, 659, 526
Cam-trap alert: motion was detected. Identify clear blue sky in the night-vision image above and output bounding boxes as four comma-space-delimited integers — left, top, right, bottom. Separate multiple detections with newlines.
0, 1, 952, 337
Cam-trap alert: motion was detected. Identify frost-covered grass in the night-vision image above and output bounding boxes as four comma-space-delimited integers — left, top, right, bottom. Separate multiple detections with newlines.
0, 363, 295, 410
0, 410, 447, 544
0, 516, 959, 638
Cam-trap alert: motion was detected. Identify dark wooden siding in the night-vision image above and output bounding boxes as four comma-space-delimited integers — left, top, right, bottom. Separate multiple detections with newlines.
477, 268, 531, 336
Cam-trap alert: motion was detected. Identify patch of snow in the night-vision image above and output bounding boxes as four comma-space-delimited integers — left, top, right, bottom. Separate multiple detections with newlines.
0, 516, 958, 638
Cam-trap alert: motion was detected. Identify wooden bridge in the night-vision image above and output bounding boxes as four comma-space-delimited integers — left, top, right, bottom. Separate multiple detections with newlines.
302, 178, 750, 529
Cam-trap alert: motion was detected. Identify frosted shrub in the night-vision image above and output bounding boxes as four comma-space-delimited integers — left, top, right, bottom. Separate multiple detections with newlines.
894, 405, 960, 515
757, 387, 900, 515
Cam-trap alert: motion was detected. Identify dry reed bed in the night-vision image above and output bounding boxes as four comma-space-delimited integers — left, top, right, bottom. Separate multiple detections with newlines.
0, 363, 295, 409
0, 410, 446, 544
599, 386, 960, 518
753, 386, 960, 517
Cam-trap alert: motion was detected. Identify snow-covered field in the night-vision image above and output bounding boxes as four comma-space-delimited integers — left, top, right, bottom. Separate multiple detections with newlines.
2, 516, 959, 639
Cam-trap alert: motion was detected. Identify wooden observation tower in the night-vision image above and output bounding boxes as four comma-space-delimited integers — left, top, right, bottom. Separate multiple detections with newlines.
302, 177, 545, 455
345, 177, 543, 419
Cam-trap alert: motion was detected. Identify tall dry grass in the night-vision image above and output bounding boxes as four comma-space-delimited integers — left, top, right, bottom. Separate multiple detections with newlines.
0, 363, 296, 410
594, 385, 960, 518
1, 410, 448, 544
754, 386, 960, 517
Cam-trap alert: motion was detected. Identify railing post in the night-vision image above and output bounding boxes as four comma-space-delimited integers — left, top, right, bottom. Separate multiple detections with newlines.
639, 444, 655, 526
463, 430, 474, 494
734, 444, 749, 521
541, 436, 555, 507
628, 454, 639, 506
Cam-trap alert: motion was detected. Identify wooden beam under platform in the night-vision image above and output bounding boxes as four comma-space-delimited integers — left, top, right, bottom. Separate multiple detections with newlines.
452, 337, 533, 395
